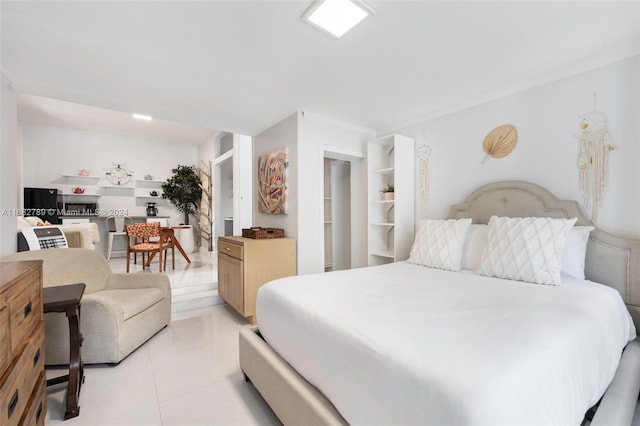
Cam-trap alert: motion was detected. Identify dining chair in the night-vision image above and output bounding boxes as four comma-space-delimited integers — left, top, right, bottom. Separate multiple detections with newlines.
106, 216, 133, 260
125, 222, 164, 272
160, 227, 175, 271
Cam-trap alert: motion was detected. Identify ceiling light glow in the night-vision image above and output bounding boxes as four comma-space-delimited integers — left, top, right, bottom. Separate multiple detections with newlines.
304, 0, 372, 38
132, 113, 152, 121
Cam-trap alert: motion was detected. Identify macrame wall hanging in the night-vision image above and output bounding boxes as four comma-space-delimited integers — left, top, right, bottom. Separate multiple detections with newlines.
416, 140, 432, 219
574, 93, 616, 223
482, 124, 518, 163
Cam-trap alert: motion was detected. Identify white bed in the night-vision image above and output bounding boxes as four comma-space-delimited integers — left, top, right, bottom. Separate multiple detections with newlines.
240, 181, 640, 425
258, 263, 634, 425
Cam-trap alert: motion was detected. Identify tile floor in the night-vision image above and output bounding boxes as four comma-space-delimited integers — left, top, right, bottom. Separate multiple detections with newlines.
44, 251, 281, 425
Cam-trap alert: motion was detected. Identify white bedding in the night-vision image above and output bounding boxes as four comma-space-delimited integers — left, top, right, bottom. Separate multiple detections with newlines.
257, 262, 636, 425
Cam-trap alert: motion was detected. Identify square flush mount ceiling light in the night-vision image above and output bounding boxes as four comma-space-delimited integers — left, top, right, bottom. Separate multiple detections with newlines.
303, 0, 374, 38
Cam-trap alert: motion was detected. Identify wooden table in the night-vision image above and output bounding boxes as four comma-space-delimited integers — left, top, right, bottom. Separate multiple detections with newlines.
44, 283, 86, 420
144, 226, 192, 269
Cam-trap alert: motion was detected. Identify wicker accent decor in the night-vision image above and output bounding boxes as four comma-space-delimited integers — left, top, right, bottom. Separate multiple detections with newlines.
242, 227, 285, 239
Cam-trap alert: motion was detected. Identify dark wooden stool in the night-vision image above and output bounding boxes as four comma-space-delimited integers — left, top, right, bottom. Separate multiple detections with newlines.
44, 283, 86, 420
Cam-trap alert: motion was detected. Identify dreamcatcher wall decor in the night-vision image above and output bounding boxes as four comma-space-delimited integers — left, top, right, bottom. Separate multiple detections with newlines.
574, 93, 616, 223
104, 162, 134, 186
416, 142, 432, 219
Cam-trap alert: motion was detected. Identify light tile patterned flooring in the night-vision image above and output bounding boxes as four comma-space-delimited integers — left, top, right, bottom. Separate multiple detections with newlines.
44, 251, 281, 425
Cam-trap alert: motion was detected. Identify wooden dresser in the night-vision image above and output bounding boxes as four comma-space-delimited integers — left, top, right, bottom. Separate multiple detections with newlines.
218, 236, 296, 324
0, 261, 46, 426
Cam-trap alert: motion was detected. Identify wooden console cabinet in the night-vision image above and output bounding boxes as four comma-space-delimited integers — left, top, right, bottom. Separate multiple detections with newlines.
0, 260, 46, 426
218, 236, 296, 324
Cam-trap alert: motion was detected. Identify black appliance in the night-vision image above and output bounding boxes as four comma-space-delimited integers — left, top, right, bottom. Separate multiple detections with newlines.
23, 187, 61, 224
146, 202, 158, 216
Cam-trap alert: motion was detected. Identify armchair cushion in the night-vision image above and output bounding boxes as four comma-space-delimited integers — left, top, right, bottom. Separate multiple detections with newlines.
101, 288, 165, 321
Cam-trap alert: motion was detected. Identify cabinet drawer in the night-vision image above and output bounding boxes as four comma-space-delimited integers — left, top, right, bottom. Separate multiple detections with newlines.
5, 276, 41, 354
0, 325, 45, 426
0, 304, 9, 377
21, 372, 46, 426
218, 239, 243, 260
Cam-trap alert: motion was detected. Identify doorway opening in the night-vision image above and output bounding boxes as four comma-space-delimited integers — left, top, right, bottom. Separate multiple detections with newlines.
323, 152, 360, 272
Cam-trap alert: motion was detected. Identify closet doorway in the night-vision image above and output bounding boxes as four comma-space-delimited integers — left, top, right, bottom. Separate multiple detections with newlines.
324, 155, 357, 272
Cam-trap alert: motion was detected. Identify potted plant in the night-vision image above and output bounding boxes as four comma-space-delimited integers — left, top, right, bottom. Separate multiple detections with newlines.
381, 184, 395, 201
162, 165, 202, 225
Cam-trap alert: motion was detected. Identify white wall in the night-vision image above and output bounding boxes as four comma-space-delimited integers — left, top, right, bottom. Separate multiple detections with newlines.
21, 123, 198, 226
0, 73, 19, 255
253, 113, 299, 242
389, 56, 640, 238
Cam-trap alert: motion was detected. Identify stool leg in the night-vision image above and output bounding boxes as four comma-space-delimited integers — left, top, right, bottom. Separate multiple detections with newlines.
63, 304, 82, 419
107, 234, 114, 260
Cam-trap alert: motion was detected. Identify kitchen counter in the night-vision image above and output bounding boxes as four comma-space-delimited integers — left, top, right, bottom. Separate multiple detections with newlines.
58, 215, 170, 219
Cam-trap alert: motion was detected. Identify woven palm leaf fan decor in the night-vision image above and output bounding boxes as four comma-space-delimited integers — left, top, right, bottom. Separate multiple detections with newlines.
482, 124, 518, 163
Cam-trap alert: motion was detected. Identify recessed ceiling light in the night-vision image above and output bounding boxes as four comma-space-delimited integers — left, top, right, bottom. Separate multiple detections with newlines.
303, 0, 373, 38
132, 113, 152, 121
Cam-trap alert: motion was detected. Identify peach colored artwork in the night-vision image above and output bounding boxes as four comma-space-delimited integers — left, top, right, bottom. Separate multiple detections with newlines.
258, 147, 289, 214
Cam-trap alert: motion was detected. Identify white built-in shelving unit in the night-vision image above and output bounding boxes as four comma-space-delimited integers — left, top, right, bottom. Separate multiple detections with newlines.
367, 134, 414, 266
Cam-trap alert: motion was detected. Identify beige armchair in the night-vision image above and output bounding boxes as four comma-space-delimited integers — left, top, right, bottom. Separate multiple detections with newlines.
1, 248, 171, 364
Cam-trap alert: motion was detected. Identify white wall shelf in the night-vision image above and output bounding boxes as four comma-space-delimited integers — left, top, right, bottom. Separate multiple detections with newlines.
61, 174, 102, 181
60, 193, 100, 198
367, 134, 414, 266
370, 167, 394, 175
370, 250, 395, 259
135, 179, 165, 184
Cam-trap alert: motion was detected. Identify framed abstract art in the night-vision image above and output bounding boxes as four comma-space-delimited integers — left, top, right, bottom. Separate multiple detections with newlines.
257, 147, 289, 214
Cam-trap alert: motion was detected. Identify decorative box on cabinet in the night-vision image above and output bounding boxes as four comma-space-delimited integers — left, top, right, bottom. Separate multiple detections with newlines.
0, 261, 46, 426
217, 236, 296, 324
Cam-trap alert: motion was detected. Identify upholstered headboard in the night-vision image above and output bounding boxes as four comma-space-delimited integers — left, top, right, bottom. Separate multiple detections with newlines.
447, 180, 640, 328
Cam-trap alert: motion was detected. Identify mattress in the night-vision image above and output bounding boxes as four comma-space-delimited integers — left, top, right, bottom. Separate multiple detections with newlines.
256, 262, 636, 425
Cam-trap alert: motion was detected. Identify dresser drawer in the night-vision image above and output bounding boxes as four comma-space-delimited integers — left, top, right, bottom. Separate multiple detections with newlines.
21, 372, 46, 426
0, 303, 9, 377
5, 275, 41, 354
0, 325, 45, 426
218, 239, 244, 260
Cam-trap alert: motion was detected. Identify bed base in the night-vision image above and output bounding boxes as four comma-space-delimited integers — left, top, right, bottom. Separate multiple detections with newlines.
239, 327, 347, 425
240, 326, 640, 426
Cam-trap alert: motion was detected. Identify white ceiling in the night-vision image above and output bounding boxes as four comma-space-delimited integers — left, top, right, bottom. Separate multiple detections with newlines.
2, 1, 639, 138
17, 93, 220, 145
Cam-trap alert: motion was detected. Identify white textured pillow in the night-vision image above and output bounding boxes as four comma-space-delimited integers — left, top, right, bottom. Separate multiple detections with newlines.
461, 224, 488, 271
478, 216, 578, 285
409, 218, 472, 271
561, 226, 595, 279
